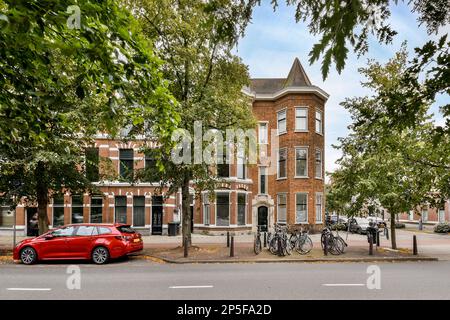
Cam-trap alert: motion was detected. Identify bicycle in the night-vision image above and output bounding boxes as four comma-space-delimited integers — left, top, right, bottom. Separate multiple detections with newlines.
268, 224, 291, 256
289, 226, 313, 254
254, 225, 263, 255
321, 226, 345, 255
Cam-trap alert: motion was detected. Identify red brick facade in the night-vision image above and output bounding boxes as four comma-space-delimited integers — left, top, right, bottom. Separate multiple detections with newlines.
1, 58, 329, 235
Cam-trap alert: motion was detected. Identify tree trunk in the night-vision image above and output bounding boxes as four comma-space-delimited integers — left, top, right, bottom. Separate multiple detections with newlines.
390, 213, 397, 249
181, 170, 191, 250
36, 162, 49, 235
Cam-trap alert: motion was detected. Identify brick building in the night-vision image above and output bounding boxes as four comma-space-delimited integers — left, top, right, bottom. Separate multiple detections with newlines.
0, 58, 329, 236
398, 202, 450, 225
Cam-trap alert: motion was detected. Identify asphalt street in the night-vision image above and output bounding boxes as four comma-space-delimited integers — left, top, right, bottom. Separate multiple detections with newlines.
1, 259, 449, 300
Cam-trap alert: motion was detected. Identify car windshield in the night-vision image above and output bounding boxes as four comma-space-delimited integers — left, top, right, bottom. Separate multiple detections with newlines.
355, 218, 369, 224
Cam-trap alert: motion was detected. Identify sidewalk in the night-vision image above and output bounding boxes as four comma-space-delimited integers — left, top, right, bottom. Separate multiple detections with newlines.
0, 228, 448, 263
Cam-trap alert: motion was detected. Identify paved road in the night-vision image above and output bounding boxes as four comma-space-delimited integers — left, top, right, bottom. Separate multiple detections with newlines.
1, 259, 449, 300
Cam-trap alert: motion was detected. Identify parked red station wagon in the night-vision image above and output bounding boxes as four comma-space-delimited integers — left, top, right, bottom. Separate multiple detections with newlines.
13, 223, 143, 265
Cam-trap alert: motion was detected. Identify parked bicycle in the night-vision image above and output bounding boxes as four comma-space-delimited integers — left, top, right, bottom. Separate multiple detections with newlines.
268, 224, 291, 256
289, 226, 313, 254
321, 226, 347, 255
254, 225, 263, 255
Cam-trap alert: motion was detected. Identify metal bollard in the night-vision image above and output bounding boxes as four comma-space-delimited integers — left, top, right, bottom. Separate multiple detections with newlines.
369, 234, 373, 255
413, 235, 418, 255
263, 232, 267, 248
376, 231, 380, 247
385, 227, 389, 240
227, 231, 230, 247
230, 236, 234, 257
184, 236, 188, 258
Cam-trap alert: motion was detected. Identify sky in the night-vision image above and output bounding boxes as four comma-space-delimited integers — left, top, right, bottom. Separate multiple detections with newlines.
236, 1, 449, 178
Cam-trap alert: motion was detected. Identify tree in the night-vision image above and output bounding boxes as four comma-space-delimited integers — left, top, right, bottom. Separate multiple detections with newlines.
124, 0, 256, 249
244, 0, 449, 79
0, 0, 178, 234
330, 46, 441, 249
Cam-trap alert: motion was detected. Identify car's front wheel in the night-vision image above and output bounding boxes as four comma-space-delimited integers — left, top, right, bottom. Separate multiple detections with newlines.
20, 247, 37, 265
92, 246, 110, 265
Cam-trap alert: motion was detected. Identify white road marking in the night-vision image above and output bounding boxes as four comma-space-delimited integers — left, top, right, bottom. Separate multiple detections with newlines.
7, 288, 52, 291
322, 284, 365, 287
169, 285, 213, 289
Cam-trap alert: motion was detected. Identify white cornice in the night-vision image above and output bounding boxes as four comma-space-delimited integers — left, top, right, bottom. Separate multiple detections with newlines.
242, 86, 329, 102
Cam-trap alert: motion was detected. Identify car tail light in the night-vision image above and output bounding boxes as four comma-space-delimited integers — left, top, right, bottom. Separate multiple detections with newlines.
115, 235, 132, 241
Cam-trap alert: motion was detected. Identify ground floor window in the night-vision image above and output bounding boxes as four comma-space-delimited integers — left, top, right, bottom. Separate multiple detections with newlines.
133, 196, 145, 227
216, 192, 230, 226
53, 195, 65, 227
0, 204, 13, 227
71, 195, 84, 224
237, 193, 246, 226
203, 193, 210, 226
90, 196, 103, 223
115, 196, 127, 224
296, 193, 308, 223
277, 194, 287, 224
421, 209, 428, 222
439, 209, 445, 223
315, 193, 323, 222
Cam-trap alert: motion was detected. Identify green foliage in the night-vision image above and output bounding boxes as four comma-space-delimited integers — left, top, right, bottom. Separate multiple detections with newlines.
434, 222, 450, 233
0, 0, 178, 232
329, 45, 444, 248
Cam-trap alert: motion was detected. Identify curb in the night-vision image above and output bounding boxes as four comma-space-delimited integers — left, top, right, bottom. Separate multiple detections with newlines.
144, 255, 439, 264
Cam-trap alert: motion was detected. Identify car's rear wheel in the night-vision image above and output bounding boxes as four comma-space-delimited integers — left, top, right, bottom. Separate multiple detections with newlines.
92, 246, 110, 265
20, 247, 37, 265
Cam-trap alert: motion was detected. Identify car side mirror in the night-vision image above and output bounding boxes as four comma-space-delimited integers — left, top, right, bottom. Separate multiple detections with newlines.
44, 234, 54, 240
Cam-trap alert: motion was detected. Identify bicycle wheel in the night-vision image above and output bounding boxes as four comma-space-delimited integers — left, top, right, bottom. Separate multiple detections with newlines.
269, 237, 278, 255
289, 234, 298, 250
328, 237, 341, 255
320, 233, 326, 249
284, 237, 292, 255
297, 236, 313, 254
336, 236, 347, 254
254, 236, 262, 255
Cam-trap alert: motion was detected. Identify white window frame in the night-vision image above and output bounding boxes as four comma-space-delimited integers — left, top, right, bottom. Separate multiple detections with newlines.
295, 193, 308, 224
315, 193, 323, 223
202, 193, 210, 226
237, 192, 247, 226
421, 209, 428, 222
90, 195, 103, 224
295, 107, 308, 132
277, 148, 288, 180
237, 150, 246, 180
215, 191, 231, 227
438, 209, 445, 223
315, 110, 323, 135
315, 148, 323, 179
132, 196, 145, 227
258, 166, 268, 195
277, 193, 287, 224
277, 109, 287, 135
294, 146, 308, 178
258, 121, 269, 144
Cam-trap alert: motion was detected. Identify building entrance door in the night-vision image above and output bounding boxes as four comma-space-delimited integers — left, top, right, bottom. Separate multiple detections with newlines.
151, 196, 163, 235
258, 206, 268, 232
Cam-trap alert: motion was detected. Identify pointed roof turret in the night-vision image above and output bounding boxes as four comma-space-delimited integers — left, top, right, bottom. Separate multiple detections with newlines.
283, 57, 312, 87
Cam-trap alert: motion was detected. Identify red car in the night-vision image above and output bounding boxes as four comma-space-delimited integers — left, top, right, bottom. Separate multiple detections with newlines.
13, 223, 143, 265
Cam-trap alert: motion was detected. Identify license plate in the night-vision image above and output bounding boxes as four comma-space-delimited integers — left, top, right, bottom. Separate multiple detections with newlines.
133, 239, 141, 243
